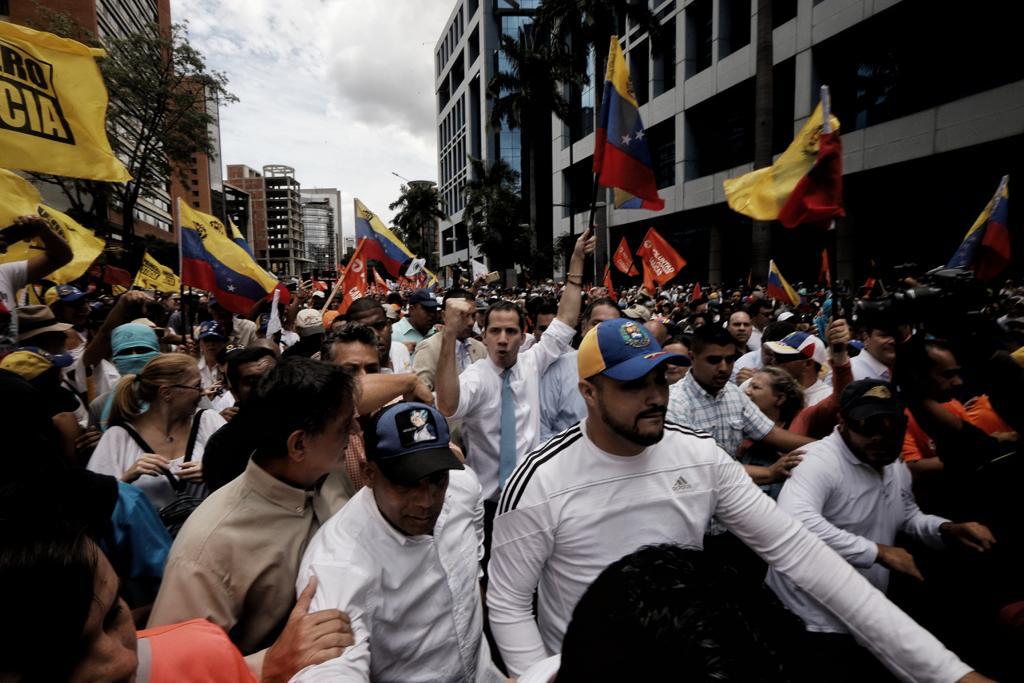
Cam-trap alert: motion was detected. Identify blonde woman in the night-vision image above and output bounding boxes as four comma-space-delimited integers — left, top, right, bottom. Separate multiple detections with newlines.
88, 354, 226, 509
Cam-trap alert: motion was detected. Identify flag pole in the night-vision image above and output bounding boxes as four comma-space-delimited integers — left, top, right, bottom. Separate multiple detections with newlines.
174, 198, 193, 342
586, 173, 600, 282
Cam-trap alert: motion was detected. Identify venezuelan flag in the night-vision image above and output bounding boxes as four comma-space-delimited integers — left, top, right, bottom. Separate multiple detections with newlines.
354, 198, 415, 280
594, 37, 664, 211
179, 200, 278, 315
767, 260, 801, 307
724, 101, 841, 225
947, 176, 1010, 282
229, 218, 255, 258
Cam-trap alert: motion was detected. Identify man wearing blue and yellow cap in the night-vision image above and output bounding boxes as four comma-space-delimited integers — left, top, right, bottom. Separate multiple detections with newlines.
487, 319, 987, 683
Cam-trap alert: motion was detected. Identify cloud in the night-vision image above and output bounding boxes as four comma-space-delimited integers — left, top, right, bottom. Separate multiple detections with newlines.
174, 0, 452, 240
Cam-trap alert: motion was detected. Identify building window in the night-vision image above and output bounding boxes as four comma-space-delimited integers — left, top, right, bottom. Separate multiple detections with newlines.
192, 190, 199, 197
629, 40, 649, 106
469, 26, 480, 66
684, 79, 754, 179
720, 0, 751, 59
647, 118, 675, 189
652, 18, 676, 97
773, 0, 797, 27
686, 0, 713, 77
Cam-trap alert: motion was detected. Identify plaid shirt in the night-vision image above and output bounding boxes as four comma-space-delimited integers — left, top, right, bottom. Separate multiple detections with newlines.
667, 371, 775, 459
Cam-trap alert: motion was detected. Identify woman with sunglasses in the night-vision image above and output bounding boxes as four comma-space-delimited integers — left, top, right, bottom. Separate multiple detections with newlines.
88, 353, 226, 510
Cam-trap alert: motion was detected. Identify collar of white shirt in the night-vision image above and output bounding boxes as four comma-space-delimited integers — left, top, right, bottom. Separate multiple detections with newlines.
858, 349, 892, 379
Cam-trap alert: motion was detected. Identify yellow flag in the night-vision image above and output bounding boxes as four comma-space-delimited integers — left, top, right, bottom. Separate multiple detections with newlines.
0, 169, 106, 283
723, 103, 840, 221
133, 250, 180, 293
0, 22, 131, 182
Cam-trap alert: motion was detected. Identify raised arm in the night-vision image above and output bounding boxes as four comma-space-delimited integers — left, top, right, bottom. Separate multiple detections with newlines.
14, 216, 73, 283
435, 299, 475, 417
555, 227, 596, 328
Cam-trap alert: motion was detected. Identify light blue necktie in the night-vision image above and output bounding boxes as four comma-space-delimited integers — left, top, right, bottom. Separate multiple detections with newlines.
499, 369, 517, 489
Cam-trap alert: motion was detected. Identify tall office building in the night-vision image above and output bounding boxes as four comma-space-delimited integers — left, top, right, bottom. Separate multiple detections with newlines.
226, 165, 312, 278
434, 0, 550, 278
4, 0, 177, 243
170, 86, 225, 226
300, 188, 341, 278
549, 0, 1023, 283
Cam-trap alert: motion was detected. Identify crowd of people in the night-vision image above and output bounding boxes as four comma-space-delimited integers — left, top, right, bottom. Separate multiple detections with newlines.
1, 216, 1022, 682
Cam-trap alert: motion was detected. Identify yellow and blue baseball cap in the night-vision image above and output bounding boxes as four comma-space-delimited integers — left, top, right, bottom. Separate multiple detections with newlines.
44, 285, 86, 307
578, 319, 689, 381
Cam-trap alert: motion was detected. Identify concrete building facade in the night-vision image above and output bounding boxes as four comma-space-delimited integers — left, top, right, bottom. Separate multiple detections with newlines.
226, 164, 312, 278
549, 0, 1023, 285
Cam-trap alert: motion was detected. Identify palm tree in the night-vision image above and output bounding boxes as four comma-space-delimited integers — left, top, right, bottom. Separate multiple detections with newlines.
751, 0, 774, 281
389, 182, 446, 270
462, 157, 531, 274
535, 0, 660, 272
488, 26, 579, 278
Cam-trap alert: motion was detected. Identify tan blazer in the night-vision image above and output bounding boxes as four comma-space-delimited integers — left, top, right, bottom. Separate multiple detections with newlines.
412, 332, 488, 391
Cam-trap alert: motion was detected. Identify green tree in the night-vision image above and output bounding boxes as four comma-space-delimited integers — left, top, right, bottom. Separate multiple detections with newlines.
25, 14, 235, 247
535, 0, 659, 271
488, 27, 578, 277
389, 182, 446, 270
463, 157, 531, 274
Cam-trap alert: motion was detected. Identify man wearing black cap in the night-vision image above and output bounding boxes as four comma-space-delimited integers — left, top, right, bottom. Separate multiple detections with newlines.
293, 402, 504, 682
392, 289, 440, 349
766, 379, 995, 681
488, 322, 993, 683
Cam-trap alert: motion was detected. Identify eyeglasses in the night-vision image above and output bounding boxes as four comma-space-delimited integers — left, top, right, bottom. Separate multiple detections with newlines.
848, 415, 907, 437
169, 383, 204, 392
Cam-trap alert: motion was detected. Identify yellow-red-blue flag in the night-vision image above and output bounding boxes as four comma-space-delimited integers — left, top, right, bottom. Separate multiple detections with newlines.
0, 22, 130, 182
593, 36, 664, 211
947, 176, 1010, 282
179, 200, 277, 314
767, 260, 801, 307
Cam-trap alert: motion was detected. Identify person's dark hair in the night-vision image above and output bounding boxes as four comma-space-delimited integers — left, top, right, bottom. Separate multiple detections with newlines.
443, 288, 475, 305
690, 323, 738, 355
249, 357, 357, 461
534, 300, 558, 319
225, 346, 278, 392
386, 292, 402, 305
762, 321, 797, 345
748, 299, 772, 317
483, 300, 527, 331
557, 544, 800, 682
664, 333, 691, 350
582, 296, 619, 324
345, 297, 385, 320
0, 521, 98, 682
321, 321, 379, 362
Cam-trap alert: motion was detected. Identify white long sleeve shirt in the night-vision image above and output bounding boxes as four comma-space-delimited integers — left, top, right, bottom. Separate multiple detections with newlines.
451, 318, 575, 501
487, 420, 972, 682
766, 429, 949, 634
293, 468, 504, 683
851, 349, 892, 381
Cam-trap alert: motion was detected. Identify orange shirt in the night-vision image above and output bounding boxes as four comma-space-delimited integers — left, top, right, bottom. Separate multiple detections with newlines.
137, 619, 256, 683
901, 400, 968, 463
964, 394, 1014, 435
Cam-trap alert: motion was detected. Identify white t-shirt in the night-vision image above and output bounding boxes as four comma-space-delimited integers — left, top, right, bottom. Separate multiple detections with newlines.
87, 409, 226, 509
487, 420, 971, 680
0, 261, 28, 355
389, 340, 412, 374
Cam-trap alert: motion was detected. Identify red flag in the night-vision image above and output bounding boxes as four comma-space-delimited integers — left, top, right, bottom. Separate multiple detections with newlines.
612, 237, 639, 276
819, 249, 832, 288
603, 265, 616, 301
691, 282, 702, 302
372, 268, 387, 294
778, 131, 845, 228
102, 265, 132, 288
636, 228, 686, 287
641, 260, 656, 295
336, 239, 369, 314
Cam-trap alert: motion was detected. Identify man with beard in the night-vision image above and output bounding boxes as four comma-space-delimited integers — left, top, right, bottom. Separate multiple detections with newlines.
487, 320, 992, 683
766, 380, 994, 681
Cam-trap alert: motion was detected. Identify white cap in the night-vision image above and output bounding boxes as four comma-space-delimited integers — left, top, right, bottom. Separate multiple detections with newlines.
295, 308, 324, 337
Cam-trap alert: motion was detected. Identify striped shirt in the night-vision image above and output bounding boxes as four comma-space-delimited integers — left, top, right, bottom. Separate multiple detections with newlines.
486, 419, 971, 681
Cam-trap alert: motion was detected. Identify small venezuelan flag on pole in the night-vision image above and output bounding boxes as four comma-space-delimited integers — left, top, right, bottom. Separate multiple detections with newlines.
767, 259, 801, 307
947, 175, 1010, 282
593, 36, 665, 212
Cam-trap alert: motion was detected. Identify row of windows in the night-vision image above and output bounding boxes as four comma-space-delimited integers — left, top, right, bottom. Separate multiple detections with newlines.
436, 5, 466, 76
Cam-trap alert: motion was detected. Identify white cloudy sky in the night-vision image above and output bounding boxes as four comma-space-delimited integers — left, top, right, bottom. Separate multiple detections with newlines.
175, 0, 453, 243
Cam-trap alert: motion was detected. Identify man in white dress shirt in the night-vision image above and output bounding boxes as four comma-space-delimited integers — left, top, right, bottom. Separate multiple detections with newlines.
851, 317, 897, 380
293, 402, 504, 682
435, 229, 594, 506
766, 379, 995, 681
487, 319, 991, 682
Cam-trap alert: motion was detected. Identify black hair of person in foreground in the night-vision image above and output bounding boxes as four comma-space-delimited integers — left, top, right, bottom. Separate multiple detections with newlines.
556, 544, 804, 682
